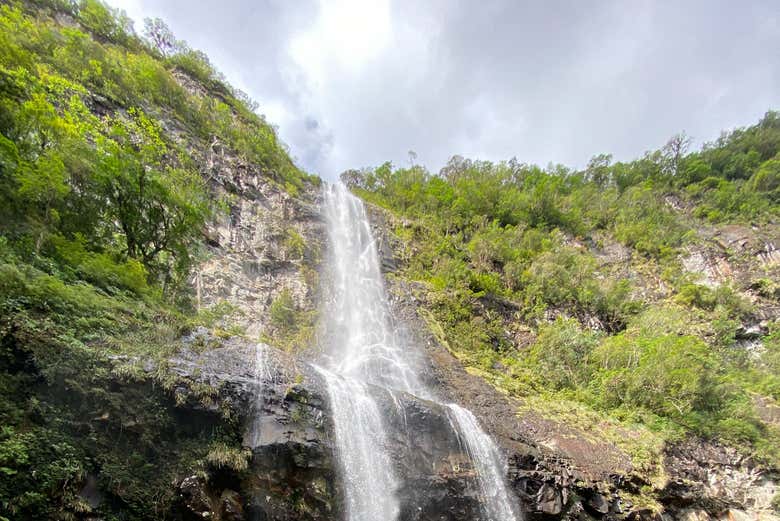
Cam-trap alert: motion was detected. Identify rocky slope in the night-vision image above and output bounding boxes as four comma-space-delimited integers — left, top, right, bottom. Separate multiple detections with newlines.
85, 184, 776, 521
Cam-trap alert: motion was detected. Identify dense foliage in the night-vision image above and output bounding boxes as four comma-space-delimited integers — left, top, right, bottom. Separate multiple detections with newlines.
0, 1, 313, 518
346, 113, 780, 466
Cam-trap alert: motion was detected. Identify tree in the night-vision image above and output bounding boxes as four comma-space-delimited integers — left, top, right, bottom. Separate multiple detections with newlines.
94, 109, 209, 276
143, 17, 177, 57
439, 155, 471, 183
584, 153, 613, 187
340, 169, 366, 189
662, 132, 692, 177
749, 157, 780, 201
407, 149, 418, 167
78, 0, 133, 44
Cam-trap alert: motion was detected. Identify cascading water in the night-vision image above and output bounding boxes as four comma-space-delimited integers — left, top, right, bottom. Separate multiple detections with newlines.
321, 182, 425, 396
447, 404, 519, 521
319, 182, 520, 521
319, 183, 406, 521
314, 366, 400, 521
249, 343, 274, 447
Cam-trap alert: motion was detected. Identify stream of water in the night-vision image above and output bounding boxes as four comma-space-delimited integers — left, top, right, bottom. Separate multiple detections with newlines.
319, 182, 519, 521
447, 403, 520, 521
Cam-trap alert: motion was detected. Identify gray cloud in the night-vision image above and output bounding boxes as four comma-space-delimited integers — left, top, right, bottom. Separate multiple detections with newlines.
110, 0, 779, 179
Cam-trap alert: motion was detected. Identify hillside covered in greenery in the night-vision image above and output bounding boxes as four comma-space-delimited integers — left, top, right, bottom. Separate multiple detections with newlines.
1, 0, 779, 519
344, 112, 780, 469
0, 1, 316, 518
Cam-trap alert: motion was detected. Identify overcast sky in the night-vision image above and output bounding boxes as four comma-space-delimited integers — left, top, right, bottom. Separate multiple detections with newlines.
107, 0, 779, 180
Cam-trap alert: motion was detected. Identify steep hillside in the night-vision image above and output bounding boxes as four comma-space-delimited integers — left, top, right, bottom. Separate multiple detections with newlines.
0, 1, 322, 518
345, 114, 780, 516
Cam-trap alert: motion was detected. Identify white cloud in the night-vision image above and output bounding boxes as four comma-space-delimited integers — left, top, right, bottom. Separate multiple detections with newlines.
106, 0, 780, 179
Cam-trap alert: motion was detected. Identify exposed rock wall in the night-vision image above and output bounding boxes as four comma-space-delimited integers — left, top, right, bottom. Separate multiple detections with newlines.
191, 145, 324, 338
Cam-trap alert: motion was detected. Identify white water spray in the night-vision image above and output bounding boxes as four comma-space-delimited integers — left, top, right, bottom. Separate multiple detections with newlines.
447, 404, 519, 521
314, 366, 400, 521
319, 182, 519, 521
319, 183, 406, 520
321, 182, 425, 396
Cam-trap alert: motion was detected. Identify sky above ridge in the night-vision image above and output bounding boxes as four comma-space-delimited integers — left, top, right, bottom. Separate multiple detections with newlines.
107, 0, 780, 180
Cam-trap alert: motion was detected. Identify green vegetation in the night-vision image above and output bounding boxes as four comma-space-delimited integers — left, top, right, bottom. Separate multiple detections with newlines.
205, 442, 251, 473
349, 113, 780, 467
0, 1, 317, 518
284, 228, 307, 260
266, 288, 316, 351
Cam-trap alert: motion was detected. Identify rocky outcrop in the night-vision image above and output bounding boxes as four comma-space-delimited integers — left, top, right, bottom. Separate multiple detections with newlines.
165, 331, 502, 520
192, 155, 324, 338
662, 441, 779, 519
163, 66, 326, 340
168, 331, 336, 520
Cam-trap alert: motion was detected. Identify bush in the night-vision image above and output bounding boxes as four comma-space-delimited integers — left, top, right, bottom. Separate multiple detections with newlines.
205, 442, 249, 472
526, 318, 599, 391
51, 235, 149, 294
748, 157, 780, 201
269, 290, 296, 329
283, 229, 305, 260
675, 283, 753, 318
613, 184, 686, 257
590, 333, 719, 424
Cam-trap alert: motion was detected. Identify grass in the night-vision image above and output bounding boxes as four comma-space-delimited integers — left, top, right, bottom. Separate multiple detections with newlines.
205, 442, 251, 473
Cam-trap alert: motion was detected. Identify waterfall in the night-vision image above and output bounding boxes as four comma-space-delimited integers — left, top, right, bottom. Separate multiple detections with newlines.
314, 366, 400, 521
447, 404, 519, 521
319, 182, 519, 521
249, 343, 273, 447
321, 182, 425, 397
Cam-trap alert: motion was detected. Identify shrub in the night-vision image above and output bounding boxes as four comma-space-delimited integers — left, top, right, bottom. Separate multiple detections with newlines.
590, 333, 718, 424
613, 184, 686, 257
675, 283, 753, 318
283, 229, 305, 260
526, 318, 599, 391
269, 289, 297, 329
205, 442, 249, 473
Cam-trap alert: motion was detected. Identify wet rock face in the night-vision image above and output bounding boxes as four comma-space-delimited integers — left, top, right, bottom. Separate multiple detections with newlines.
378, 392, 486, 520
170, 341, 528, 520
171, 339, 337, 521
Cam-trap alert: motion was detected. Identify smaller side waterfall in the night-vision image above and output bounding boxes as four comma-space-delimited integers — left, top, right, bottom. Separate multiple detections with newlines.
249, 343, 274, 447
447, 404, 519, 521
314, 366, 400, 521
